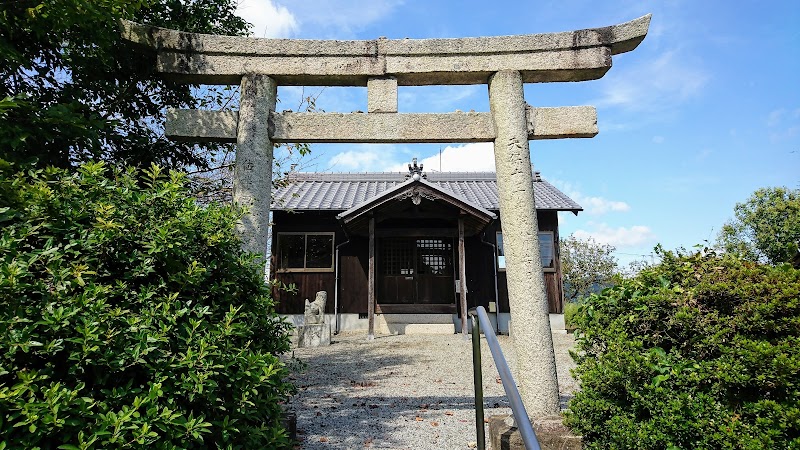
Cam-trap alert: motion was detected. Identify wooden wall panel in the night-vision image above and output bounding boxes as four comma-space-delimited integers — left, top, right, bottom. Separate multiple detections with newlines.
273, 272, 335, 314
494, 211, 564, 314
271, 210, 343, 314
338, 238, 369, 313
465, 236, 496, 310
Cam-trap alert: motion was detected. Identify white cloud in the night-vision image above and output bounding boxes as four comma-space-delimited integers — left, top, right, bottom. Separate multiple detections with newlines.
549, 179, 630, 216
694, 148, 712, 162
384, 143, 496, 172
270, 0, 404, 39
767, 107, 800, 143
236, 0, 298, 38
329, 148, 386, 171
573, 223, 656, 248
575, 196, 630, 215
767, 108, 786, 127
593, 49, 710, 113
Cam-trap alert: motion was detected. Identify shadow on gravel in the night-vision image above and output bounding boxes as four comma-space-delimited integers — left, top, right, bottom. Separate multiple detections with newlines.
285, 336, 514, 449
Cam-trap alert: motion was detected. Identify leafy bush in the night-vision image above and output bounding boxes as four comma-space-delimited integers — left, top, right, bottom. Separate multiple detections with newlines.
0, 162, 294, 449
563, 301, 580, 329
565, 248, 800, 449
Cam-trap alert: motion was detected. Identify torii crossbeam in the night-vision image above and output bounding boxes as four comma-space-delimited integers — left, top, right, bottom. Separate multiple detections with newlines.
122, 14, 650, 418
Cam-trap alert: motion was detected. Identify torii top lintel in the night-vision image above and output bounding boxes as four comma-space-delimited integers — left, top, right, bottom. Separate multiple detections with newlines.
121, 14, 651, 86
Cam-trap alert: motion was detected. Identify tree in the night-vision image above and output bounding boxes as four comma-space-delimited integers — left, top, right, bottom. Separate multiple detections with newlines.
0, 161, 295, 448
561, 235, 618, 302
716, 187, 800, 265
0, 0, 249, 170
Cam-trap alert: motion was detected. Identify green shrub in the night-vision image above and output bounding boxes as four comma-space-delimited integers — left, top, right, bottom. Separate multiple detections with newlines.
563, 301, 580, 329
0, 161, 294, 449
565, 248, 800, 449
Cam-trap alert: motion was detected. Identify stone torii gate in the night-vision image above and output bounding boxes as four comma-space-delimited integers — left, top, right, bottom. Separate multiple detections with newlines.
122, 14, 650, 418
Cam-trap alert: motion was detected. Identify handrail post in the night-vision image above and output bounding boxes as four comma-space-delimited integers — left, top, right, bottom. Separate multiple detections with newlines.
470, 306, 542, 450
471, 309, 486, 450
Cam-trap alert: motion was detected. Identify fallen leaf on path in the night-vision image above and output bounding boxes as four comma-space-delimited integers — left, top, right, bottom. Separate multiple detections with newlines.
319, 437, 328, 442
445, 411, 454, 416
415, 417, 424, 421
431, 421, 439, 427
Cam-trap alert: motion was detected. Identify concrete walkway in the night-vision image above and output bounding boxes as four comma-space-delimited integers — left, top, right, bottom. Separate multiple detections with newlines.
285, 332, 577, 449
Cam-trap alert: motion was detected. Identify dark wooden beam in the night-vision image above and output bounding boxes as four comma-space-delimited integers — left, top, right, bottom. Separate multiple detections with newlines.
376, 304, 457, 314
458, 216, 468, 337
375, 228, 458, 238
368, 216, 375, 340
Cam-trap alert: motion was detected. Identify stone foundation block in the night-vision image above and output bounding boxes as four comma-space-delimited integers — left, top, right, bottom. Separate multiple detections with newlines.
297, 323, 332, 347
488, 414, 581, 450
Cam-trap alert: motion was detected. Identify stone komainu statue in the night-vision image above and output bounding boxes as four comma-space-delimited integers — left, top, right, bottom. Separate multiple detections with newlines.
304, 291, 327, 325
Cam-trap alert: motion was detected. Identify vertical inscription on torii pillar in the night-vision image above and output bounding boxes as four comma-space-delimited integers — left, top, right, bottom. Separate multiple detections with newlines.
490, 70, 560, 416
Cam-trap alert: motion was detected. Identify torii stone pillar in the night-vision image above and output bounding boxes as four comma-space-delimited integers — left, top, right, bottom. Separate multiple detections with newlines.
233, 74, 277, 259
490, 70, 559, 416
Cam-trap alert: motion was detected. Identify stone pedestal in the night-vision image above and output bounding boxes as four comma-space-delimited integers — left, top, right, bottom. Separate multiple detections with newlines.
488, 415, 582, 450
297, 323, 332, 347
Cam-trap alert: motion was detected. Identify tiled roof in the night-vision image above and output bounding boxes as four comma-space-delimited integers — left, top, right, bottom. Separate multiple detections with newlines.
272, 171, 582, 212
337, 177, 497, 221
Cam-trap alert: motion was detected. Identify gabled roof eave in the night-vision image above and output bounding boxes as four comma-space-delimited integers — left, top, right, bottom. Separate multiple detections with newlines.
336, 177, 497, 223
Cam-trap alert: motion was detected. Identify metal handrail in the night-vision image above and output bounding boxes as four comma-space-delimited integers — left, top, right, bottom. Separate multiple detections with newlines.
469, 306, 541, 450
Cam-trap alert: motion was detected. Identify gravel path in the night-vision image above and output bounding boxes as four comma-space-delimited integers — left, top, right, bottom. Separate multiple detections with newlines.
286, 331, 577, 450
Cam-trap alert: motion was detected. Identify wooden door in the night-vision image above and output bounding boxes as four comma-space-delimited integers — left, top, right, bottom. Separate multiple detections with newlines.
379, 237, 455, 306
415, 238, 455, 304
379, 238, 415, 303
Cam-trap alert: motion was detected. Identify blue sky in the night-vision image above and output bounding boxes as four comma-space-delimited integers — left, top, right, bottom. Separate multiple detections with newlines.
234, 0, 800, 266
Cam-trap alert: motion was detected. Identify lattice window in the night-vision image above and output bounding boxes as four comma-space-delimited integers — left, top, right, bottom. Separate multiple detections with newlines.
417, 239, 453, 275
382, 238, 414, 275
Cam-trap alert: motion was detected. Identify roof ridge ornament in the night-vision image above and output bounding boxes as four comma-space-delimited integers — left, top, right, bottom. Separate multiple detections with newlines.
406, 158, 426, 181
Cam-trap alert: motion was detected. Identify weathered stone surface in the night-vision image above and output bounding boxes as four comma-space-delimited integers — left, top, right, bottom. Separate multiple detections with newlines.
233, 75, 276, 259
297, 324, 332, 347
304, 291, 327, 325
489, 70, 560, 417
385, 47, 611, 85
367, 77, 398, 113
488, 415, 582, 450
165, 107, 597, 143
530, 106, 598, 140
120, 15, 651, 85
165, 109, 238, 142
